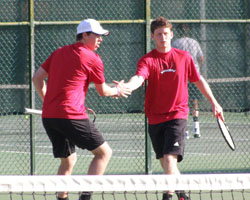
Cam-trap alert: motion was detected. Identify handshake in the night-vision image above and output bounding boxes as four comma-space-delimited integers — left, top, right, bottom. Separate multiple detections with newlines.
112, 80, 132, 99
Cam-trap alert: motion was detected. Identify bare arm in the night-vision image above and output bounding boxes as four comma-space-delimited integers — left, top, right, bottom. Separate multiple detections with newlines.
32, 67, 48, 101
95, 80, 132, 98
198, 55, 204, 66
194, 75, 224, 120
125, 75, 145, 91
99, 75, 144, 98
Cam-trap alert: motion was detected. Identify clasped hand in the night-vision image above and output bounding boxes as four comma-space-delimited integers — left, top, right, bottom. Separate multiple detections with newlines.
112, 80, 132, 99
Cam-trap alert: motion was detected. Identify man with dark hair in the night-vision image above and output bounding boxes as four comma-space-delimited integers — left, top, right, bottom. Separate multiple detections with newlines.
124, 17, 223, 200
32, 19, 131, 200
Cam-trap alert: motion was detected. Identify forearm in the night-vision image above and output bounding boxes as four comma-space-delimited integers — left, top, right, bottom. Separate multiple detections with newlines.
33, 79, 46, 101
125, 75, 144, 91
194, 75, 224, 120
32, 67, 48, 101
96, 83, 119, 97
96, 80, 132, 98
194, 76, 218, 106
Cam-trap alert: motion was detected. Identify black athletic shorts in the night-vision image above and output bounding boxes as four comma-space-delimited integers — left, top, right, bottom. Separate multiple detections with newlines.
42, 118, 105, 158
148, 119, 187, 162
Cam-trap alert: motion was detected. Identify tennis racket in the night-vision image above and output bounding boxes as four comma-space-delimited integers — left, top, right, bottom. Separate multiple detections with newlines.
86, 107, 96, 123
217, 117, 235, 151
25, 107, 96, 123
25, 108, 42, 115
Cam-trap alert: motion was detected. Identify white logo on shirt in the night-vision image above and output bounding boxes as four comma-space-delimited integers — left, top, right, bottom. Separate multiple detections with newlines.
161, 69, 176, 74
173, 142, 179, 147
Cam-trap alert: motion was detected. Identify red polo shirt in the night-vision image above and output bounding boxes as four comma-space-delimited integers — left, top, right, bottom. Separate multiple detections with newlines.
41, 42, 105, 119
136, 48, 200, 124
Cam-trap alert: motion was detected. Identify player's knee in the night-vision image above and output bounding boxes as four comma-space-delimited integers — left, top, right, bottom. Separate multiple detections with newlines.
61, 153, 77, 169
162, 154, 179, 174
103, 144, 112, 161
93, 142, 112, 161
164, 154, 178, 165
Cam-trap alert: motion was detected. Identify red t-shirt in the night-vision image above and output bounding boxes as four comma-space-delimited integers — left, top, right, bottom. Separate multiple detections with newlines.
136, 48, 200, 124
41, 42, 105, 119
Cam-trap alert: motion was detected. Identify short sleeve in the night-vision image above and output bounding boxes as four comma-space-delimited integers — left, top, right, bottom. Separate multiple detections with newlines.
88, 54, 105, 84
41, 51, 55, 73
188, 55, 200, 83
136, 56, 150, 80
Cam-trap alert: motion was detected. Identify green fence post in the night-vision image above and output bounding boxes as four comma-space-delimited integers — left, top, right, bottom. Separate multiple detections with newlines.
29, 0, 36, 175
145, 0, 152, 175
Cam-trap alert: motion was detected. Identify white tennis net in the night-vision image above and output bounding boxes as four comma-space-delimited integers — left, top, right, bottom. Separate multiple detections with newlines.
0, 174, 250, 200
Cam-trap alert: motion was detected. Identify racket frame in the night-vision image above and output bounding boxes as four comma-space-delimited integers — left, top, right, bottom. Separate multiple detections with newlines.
24, 107, 96, 122
217, 117, 236, 151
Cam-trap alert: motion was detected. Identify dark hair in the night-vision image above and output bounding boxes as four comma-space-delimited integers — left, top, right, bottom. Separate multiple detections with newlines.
76, 32, 92, 41
151, 17, 172, 34
178, 24, 189, 36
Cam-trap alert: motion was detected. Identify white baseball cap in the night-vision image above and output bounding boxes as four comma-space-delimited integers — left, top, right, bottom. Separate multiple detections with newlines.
77, 19, 109, 36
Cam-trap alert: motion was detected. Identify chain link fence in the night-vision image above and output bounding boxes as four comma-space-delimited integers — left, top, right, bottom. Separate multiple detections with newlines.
0, 0, 249, 175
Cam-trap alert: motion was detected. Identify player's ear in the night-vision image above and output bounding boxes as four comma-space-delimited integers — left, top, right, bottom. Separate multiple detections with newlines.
82, 32, 87, 37
170, 31, 174, 39
151, 33, 154, 40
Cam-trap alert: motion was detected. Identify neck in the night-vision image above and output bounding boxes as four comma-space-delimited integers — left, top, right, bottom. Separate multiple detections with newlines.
79, 40, 93, 51
156, 46, 171, 53
79, 39, 85, 45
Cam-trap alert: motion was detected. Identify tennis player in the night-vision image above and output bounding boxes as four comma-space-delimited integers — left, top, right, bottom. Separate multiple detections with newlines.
172, 24, 204, 138
32, 19, 131, 200
124, 17, 224, 200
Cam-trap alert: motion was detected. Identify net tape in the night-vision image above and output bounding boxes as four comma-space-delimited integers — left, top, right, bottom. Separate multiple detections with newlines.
0, 174, 250, 193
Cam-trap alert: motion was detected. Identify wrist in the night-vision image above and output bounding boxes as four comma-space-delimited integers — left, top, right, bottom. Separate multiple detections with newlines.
115, 86, 120, 96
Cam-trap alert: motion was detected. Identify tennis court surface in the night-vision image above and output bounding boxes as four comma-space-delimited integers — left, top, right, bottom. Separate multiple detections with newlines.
0, 111, 249, 175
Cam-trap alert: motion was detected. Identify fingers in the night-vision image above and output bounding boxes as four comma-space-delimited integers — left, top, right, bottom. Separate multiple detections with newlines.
113, 80, 124, 85
117, 89, 131, 98
217, 112, 225, 122
113, 80, 132, 98
213, 104, 224, 122
111, 95, 119, 99
113, 80, 119, 84
112, 93, 129, 99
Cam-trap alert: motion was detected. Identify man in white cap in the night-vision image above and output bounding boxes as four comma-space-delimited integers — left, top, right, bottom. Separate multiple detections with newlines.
32, 19, 132, 200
